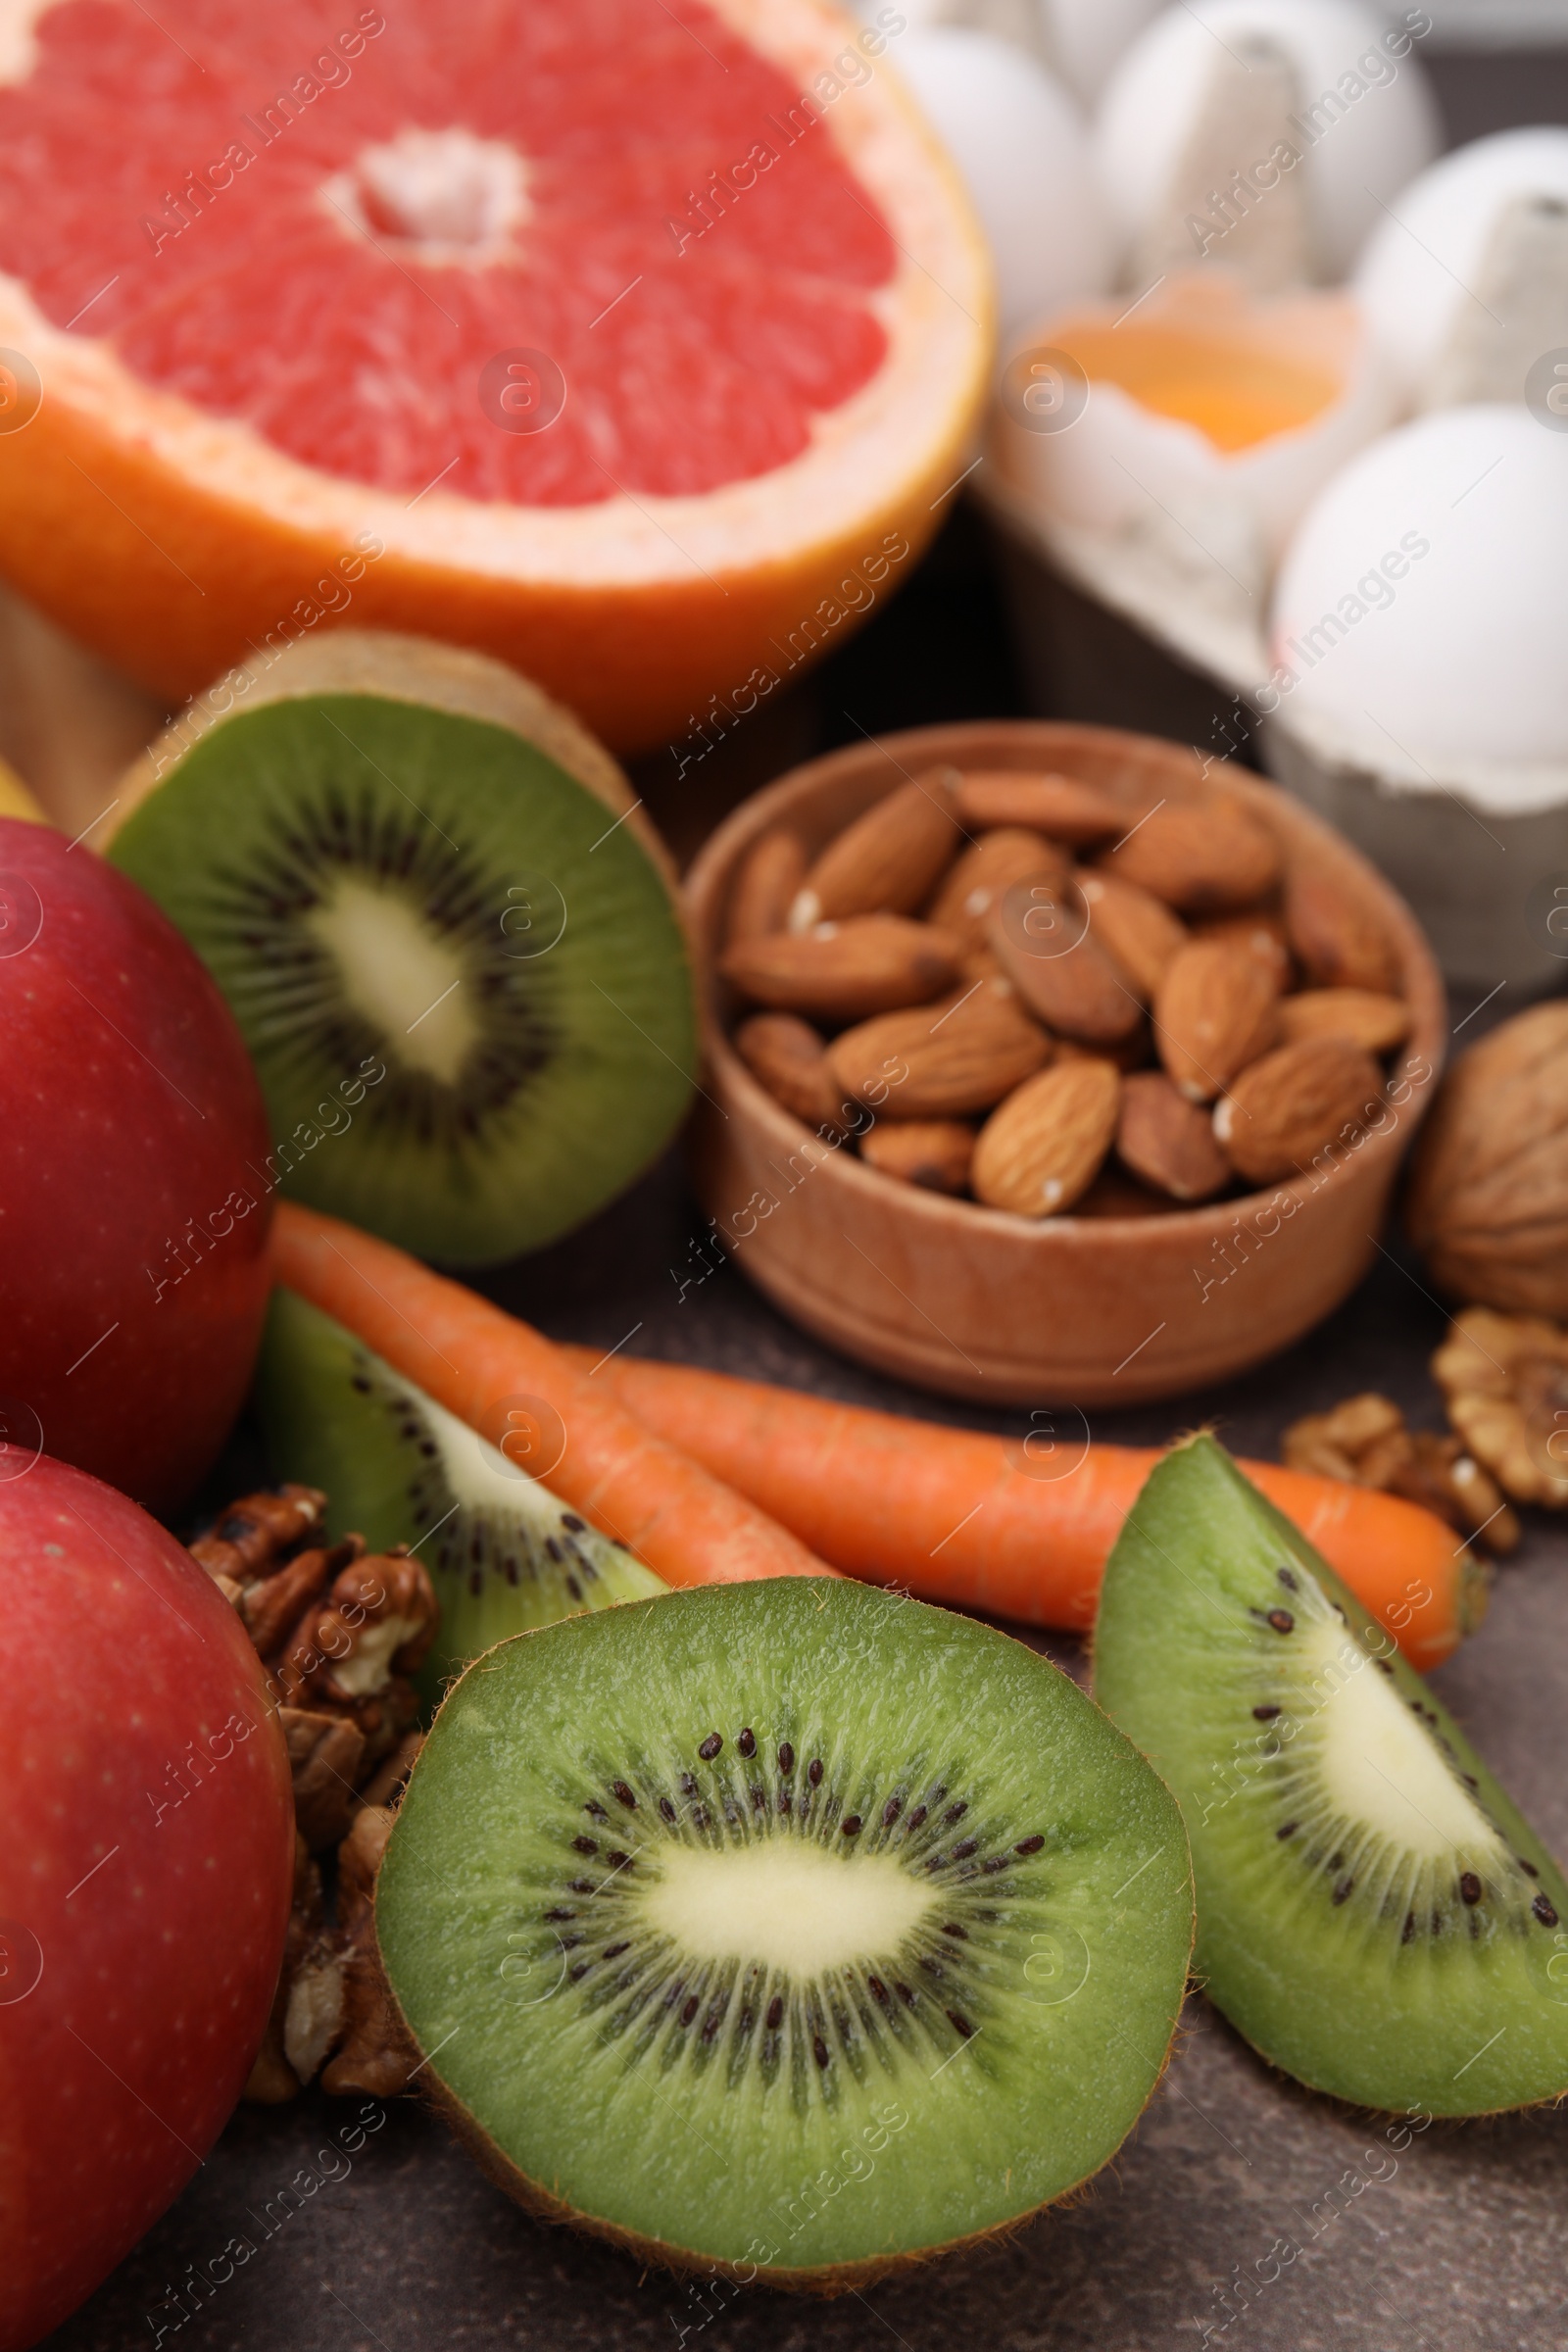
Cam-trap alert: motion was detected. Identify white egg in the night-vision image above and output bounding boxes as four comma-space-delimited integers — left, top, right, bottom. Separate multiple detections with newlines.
1096, 1, 1440, 291
1036, 0, 1164, 102
888, 27, 1114, 335
1353, 128, 1568, 410
1268, 406, 1568, 768
993, 276, 1398, 594
845, 0, 1162, 100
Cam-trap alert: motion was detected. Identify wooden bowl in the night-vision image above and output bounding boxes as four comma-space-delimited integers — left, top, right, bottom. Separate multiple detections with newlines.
684, 721, 1447, 1407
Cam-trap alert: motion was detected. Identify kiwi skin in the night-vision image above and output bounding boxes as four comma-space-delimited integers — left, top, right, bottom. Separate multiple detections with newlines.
106, 627, 678, 891
372, 1583, 1196, 2292
1095, 1434, 1568, 2119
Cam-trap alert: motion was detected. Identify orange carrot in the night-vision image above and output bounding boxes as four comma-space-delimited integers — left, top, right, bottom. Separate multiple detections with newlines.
270, 1203, 831, 1590
562, 1350, 1485, 1672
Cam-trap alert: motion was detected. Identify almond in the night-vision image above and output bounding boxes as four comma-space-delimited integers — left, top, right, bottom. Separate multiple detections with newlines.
1077, 870, 1188, 1002
725, 827, 807, 947
1214, 1035, 1385, 1186
989, 878, 1143, 1044
733, 1012, 846, 1133
1283, 865, 1401, 994
1101, 795, 1281, 912
1073, 1167, 1171, 1219
972, 1059, 1120, 1218
1190, 907, 1293, 990
720, 916, 962, 1023
859, 1119, 976, 1196
827, 978, 1051, 1118
955, 770, 1127, 843
1278, 988, 1411, 1056
790, 770, 962, 928
1117, 1070, 1232, 1202
1054, 1026, 1152, 1075
927, 827, 1069, 948
1155, 939, 1281, 1103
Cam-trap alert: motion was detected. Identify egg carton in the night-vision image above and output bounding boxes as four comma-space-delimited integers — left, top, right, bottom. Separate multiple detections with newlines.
978, 462, 1568, 999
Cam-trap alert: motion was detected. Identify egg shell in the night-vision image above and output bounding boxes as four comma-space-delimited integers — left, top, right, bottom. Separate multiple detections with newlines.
996, 276, 1399, 590
1353, 127, 1568, 406
889, 26, 1114, 334
1096, 0, 1440, 284
1269, 405, 1568, 768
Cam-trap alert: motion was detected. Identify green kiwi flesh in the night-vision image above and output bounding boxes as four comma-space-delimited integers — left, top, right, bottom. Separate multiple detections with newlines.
107, 684, 695, 1264
375, 1581, 1194, 2285
256, 1287, 664, 1701
1094, 1434, 1568, 2116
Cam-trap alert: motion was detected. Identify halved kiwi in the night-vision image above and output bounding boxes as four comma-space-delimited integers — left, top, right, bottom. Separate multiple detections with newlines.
376, 1580, 1194, 2286
1095, 1435, 1568, 2116
105, 631, 696, 1264
255, 1286, 664, 1699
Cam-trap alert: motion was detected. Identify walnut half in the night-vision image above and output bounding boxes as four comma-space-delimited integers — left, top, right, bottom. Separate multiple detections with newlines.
1283, 1390, 1520, 1555
1433, 1308, 1568, 1510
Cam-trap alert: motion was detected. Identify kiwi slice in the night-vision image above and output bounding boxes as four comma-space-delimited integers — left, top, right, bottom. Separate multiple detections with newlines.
105, 631, 696, 1264
1095, 1435, 1568, 2116
376, 1581, 1194, 2285
255, 1286, 665, 1698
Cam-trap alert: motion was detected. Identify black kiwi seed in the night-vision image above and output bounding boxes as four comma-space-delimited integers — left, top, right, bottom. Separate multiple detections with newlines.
1252, 1704, 1280, 1720
813, 2035, 830, 2068
562, 1514, 587, 1533
1277, 1821, 1298, 1839
808, 1759, 823, 1787
1459, 1873, 1483, 1905
1519, 1858, 1541, 1878
906, 1805, 928, 1831
679, 1773, 699, 1796
944, 1802, 968, 1826
585, 1800, 608, 1820
1332, 1877, 1354, 1905
606, 1849, 631, 1869
1266, 1609, 1295, 1634
778, 1742, 794, 1773
896, 1982, 916, 2006
841, 1816, 862, 1837
1015, 1835, 1045, 1855
765, 1995, 783, 2030
952, 1839, 978, 1860
612, 1781, 637, 1809
942, 1923, 968, 1939
1277, 1568, 1298, 1591
867, 1975, 890, 2006
572, 1836, 598, 1854
698, 1734, 722, 1760
883, 1795, 904, 1827
659, 1798, 676, 1823
947, 2010, 974, 2037
737, 1728, 756, 1757
1401, 1912, 1415, 1943
1534, 1895, 1559, 1927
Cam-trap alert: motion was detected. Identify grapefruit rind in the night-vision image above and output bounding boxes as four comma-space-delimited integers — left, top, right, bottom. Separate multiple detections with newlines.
0, 0, 994, 746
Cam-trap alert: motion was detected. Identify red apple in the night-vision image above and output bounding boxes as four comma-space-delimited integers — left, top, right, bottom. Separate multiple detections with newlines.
0, 817, 272, 1512
0, 1455, 294, 2352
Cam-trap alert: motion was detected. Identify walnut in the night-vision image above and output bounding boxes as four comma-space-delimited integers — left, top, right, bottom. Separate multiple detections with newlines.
189, 1483, 326, 1598
319, 1803, 421, 2099
1433, 1309, 1568, 1509
1283, 1390, 1520, 1555
192, 1485, 437, 2105
1405, 1002, 1568, 1318
192, 1490, 437, 1842
244, 1834, 323, 2105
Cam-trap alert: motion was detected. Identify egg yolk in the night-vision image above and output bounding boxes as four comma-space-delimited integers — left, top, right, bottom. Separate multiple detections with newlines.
1059, 326, 1340, 453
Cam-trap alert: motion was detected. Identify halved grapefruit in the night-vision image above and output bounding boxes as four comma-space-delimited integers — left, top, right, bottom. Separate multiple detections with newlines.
0, 0, 992, 752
